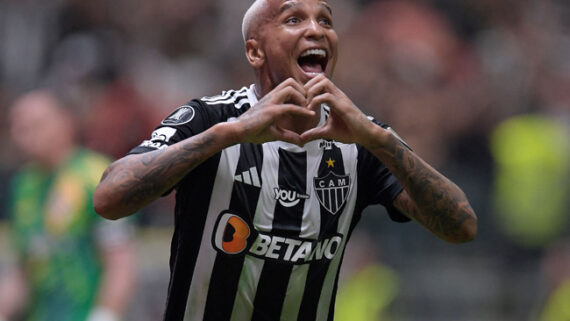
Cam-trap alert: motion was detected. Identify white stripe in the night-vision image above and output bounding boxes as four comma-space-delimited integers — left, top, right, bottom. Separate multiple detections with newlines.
316, 240, 346, 321
184, 144, 241, 321
300, 148, 323, 239
230, 256, 265, 321
242, 169, 252, 185
253, 143, 279, 233
235, 98, 251, 109
201, 90, 231, 101
280, 264, 310, 321
327, 189, 332, 212
249, 167, 261, 188
203, 93, 247, 105
203, 94, 248, 106
246, 84, 259, 106
201, 87, 246, 102
230, 144, 272, 321
201, 87, 248, 102
315, 144, 359, 321
279, 146, 322, 318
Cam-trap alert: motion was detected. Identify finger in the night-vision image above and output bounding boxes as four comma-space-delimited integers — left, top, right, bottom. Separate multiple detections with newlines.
260, 78, 305, 107
300, 126, 330, 143
278, 104, 316, 118
270, 126, 303, 146
307, 93, 336, 112
305, 77, 330, 103
275, 86, 307, 107
274, 78, 306, 98
304, 74, 327, 91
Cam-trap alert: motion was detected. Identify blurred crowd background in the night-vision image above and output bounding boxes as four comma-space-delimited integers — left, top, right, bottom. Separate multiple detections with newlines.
0, 0, 569, 320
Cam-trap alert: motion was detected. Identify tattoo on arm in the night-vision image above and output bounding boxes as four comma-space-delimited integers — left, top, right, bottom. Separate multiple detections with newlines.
372, 141, 476, 241
102, 131, 217, 209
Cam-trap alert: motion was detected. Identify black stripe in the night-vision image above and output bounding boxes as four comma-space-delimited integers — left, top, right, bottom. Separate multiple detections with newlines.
202, 144, 264, 321
163, 153, 222, 321
251, 148, 307, 321
298, 144, 346, 321
326, 253, 343, 321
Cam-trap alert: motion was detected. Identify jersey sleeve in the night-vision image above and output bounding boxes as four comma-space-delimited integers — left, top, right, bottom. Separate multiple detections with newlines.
357, 119, 410, 222
128, 100, 215, 155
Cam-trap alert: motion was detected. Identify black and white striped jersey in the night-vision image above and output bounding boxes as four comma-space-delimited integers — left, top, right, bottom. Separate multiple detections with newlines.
129, 85, 409, 321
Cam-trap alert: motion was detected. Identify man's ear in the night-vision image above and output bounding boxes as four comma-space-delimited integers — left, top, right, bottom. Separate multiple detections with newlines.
245, 39, 264, 68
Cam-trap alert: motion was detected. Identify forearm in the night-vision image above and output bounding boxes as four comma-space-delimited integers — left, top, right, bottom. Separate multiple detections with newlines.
365, 127, 477, 243
94, 243, 136, 317
94, 122, 240, 219
0, 267, 28, 319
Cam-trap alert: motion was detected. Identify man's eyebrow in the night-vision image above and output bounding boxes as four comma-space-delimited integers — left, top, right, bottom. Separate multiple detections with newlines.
279, 2, 299, 14
320, 2, 333, 15
278, 2, 332, 15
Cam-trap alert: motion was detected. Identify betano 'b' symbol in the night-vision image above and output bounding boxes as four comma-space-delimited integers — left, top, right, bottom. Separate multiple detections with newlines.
213, 213, 251, 254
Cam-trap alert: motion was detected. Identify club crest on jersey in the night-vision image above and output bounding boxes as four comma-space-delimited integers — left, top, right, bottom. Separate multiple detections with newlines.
161, 105, 195, 125
313, 172, 351, 215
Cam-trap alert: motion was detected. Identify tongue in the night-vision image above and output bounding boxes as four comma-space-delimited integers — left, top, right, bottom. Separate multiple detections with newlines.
300, 62, 323, 73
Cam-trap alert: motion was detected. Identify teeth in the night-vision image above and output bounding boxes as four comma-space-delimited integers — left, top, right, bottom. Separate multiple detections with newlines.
300, 49, 327, 58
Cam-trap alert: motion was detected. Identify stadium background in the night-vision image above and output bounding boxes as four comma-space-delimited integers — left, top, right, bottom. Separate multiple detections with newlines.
0, 0, 569, 320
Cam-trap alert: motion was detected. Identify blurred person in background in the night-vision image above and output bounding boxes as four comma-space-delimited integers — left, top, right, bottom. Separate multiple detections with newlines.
334, 0, 487, 169
0, 90, 136, 321
540, 239, 570, 321
93, 0, 477, 320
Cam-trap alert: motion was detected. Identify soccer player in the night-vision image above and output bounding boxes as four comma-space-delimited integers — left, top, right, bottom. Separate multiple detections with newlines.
2, 90, 135, 321
94, 0, 477, 320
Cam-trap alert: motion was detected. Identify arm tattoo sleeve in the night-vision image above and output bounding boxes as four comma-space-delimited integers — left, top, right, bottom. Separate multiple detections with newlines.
372, 140, 476, 241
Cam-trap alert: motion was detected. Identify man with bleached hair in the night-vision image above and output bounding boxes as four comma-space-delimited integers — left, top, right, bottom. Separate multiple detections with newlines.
94, 0, 477, 320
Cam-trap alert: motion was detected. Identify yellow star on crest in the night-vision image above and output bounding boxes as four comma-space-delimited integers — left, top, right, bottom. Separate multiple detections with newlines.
326, 158, 335, 168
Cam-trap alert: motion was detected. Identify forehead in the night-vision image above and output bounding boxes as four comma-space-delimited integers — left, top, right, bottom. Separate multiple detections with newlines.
270, 0, 332, 15
10, 94, 62, 124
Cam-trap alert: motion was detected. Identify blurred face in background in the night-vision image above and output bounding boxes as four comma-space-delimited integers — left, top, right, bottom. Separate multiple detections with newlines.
250, 0, 338, 87
9, 91, 76, 167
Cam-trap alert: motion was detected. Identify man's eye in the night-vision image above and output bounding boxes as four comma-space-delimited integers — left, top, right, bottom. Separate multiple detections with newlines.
286, 16, 300, 24
319, 18, 333, 27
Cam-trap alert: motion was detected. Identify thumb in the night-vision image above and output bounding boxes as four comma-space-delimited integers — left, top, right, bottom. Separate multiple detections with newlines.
300, 126, 329, 144
272, 126, 303, 146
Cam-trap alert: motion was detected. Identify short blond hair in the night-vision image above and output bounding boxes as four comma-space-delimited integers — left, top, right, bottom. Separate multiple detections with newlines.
242, 0, 270, 42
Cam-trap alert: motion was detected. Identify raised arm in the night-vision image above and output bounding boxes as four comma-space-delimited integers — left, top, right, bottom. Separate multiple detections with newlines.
93, 123, 236, 219
301, 75, 477, 243
94, 78, 314, 220
365, 132, 477, 243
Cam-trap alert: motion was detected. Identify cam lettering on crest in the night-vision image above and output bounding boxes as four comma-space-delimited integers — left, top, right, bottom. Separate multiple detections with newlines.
313, 171, 351, 215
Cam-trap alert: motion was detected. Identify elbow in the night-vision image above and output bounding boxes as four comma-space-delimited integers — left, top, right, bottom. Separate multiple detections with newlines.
449, 208, 478, 244
457, 217, 478, 243
93, 186, 124, 221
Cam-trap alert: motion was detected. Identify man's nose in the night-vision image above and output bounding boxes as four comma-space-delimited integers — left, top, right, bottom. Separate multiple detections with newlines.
304, 18, 325, 40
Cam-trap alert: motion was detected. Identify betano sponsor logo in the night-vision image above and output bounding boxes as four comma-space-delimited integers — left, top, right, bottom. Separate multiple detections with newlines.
248, 232, 343, 264
212, 211, 343, 264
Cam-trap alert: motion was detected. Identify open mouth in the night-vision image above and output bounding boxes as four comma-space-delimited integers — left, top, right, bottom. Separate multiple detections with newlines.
298, 48, 328, 75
